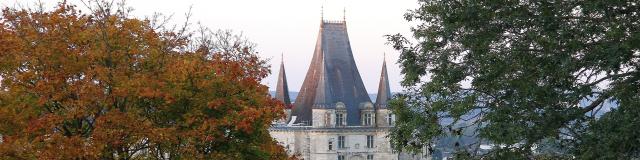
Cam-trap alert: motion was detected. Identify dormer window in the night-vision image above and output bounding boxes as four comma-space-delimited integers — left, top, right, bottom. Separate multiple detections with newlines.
360, 102, 375, 126
336, 102, 347, 126
336, 113, 345, 126
363, 113, 373, 126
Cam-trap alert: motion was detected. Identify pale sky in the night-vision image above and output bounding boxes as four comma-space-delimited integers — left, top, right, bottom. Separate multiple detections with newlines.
1, 0, 418, 93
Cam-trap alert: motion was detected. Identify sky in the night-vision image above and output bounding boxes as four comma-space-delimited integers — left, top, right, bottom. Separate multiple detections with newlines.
1, 0, 419, 93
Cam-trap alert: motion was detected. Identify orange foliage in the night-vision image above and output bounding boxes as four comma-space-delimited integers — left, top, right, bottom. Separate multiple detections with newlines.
0, 1, 291, 159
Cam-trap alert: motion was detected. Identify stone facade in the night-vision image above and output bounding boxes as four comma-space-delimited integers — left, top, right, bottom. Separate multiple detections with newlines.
271, 106, 430, 160
270, 125, 397, 160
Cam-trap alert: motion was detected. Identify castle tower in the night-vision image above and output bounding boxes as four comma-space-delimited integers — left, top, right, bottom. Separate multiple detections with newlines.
290, 19, 371, 126
375, 56, 395, 127
275, 56, 292, 122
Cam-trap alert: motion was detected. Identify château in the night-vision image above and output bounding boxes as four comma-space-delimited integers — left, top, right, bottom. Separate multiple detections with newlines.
269, 15, 429, 160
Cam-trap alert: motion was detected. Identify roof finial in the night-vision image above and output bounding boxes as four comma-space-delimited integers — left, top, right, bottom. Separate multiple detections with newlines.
343, 7, 346, 22
281, 52, 284, 64
321, 5, 324, 21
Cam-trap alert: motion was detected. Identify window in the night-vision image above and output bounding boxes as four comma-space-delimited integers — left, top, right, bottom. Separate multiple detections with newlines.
366, 135, 374, 148
325, 113, 331, 126
367, 154, 374, 160
364, 113, 373, 126
387, 114, 394, 126
336, 113, 345, 126
338, 136, 346, 149
338, 155, 345, 160
328, 140, 333, 150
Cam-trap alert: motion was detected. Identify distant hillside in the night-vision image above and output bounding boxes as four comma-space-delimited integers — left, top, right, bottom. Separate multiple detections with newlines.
269, 91, 379, 103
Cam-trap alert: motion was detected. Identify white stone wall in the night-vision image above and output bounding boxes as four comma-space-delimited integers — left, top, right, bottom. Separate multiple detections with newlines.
270, 130, 296, 155
270, 128, 400, 160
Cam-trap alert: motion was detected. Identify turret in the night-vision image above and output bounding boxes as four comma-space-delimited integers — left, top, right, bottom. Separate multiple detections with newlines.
375, 56, 395, 127
275, 56, 292, 123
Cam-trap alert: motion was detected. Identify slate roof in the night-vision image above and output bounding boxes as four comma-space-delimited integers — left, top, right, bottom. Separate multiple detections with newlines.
312, 58, 334, 109
291, 20, 371, 126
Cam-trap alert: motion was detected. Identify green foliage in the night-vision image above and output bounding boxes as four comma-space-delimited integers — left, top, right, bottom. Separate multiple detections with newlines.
575, 97, 640, 159
388, 0, 639, 159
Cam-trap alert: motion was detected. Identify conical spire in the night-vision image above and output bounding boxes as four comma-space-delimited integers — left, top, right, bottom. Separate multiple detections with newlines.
275, 55, 291, 106
375, 54, 392, 108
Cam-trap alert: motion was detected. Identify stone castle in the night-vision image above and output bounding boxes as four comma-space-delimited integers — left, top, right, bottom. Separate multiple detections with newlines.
269, 15, 430, 160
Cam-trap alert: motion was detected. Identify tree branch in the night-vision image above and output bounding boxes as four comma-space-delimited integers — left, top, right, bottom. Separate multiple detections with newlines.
581, 94, 608, 114
585, 72, 634, 87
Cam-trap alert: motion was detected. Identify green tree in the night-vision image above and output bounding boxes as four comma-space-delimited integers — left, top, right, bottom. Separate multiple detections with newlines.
387, 0, 639, 159
0, 1, 291, 159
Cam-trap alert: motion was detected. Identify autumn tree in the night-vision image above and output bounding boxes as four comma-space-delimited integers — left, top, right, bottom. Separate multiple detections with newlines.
0, 1, 290, 159
387, 0, 639, 159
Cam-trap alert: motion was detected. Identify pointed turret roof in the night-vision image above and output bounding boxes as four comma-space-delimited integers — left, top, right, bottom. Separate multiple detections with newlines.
275, 58, 291, 107
291, 20, 371, 126
375, 56, 392, 108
